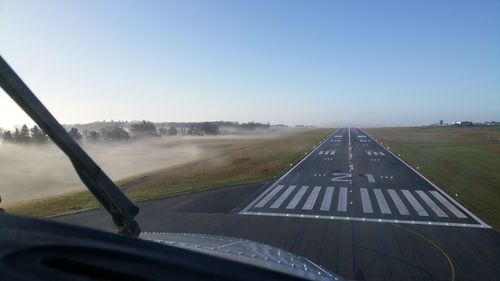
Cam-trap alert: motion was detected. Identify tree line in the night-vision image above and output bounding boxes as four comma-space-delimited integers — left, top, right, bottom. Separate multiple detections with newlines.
2, 125, 49, 144
2, 120, 226, 144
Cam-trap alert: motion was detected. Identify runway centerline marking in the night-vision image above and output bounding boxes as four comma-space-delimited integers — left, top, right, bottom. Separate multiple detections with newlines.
366, 174, 375, 183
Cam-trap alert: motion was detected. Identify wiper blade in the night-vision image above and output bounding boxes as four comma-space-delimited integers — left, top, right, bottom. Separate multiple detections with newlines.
0, 56, 140, 236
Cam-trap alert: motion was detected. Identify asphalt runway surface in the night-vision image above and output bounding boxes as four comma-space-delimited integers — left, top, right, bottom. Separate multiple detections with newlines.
56, 128, 500, 281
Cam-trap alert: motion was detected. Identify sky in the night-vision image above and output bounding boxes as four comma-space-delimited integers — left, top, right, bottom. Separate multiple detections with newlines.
0, 0, 499, 129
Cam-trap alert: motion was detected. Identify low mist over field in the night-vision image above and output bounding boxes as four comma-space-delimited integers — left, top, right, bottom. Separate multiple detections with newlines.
0, 133, 290, 205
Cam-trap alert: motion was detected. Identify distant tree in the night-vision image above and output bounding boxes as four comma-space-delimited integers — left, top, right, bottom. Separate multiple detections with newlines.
103, 128, 130, 141
17, 125, 31, 143
87, 130, 100, 142
130, 120, 157, 137
30, 125, 48, 144
13, 128, 21, 143
158, 127, 167, 135
168, 125, 178, 135
68, 127, 83, 141
2, 131, 14, 143
201, 122, 219, 135
187, 124, 203, 136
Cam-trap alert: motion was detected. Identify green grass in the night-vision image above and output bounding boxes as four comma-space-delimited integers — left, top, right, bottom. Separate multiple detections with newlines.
365, 126, 500, 231
8, 129, 333, 217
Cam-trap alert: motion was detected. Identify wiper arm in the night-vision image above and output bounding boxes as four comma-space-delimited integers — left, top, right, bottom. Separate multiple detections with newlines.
0, 56, 140, 236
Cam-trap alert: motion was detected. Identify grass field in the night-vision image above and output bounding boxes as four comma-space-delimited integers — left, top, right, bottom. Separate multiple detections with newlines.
7, 128, 333, 217
365, 126, 500, 231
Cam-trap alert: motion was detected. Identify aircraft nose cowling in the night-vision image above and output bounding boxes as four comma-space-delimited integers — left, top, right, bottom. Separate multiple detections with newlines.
141, 232, 344, 281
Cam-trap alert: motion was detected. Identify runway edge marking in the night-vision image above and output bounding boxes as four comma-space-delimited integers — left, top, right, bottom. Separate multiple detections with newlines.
359, 128, 491, 228
239, 128, 339, 214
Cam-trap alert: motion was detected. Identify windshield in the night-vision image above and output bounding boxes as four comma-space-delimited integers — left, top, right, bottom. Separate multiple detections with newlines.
1, 1, 499, 280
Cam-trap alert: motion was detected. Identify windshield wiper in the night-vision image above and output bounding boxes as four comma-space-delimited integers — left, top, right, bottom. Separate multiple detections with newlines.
0, 56, 140, 236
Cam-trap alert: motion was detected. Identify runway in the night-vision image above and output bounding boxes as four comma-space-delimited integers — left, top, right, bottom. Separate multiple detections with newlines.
240, 128, 488, 228
56, 128, 500, 281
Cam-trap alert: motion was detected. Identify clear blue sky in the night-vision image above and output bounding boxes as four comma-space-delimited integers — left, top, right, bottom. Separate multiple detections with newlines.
1, 0, 499, 128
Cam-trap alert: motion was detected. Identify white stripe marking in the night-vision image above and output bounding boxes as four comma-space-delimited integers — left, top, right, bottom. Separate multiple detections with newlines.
374, 189, 391, 214
366, 174, 375, 183
387, 189, 410, 215
318, 151, 324, 155
270, 185, 296, 209
366, 151, 372, 156
302, 186, 321, 210
430, 191, 467, 218
416, 191, 448, 217
255, 185, 285, 208
241, 211, 486, 228
379, 151, 385, 156
360, 188, 373, 213
320, 187, 335, 211
286, 186, 309, 209
338, 187, 348, 212
373, 151, 379, 156
402, 190, 428, 216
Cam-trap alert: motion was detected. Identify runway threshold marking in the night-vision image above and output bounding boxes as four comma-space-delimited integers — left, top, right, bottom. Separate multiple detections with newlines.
302, 186, 321, 210
286, 186, 309, 209
360, 188, 373, 213
337, 187, 348, 212
241, 184, 487, 228
402, 190, 429, 216
416, 190, 448, 217
270, 185, 296, 209
320, 186, 335, 211
374, 188, 391, 214
255, 185, 284, 208
388, 189, 410, 215
430, 191, 466, 218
